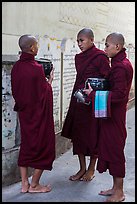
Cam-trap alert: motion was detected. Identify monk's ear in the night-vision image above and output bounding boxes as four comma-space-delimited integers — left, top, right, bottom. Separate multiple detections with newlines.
30, 45, 35, 52
90, 37, 94, 43
116, 44, 120, 50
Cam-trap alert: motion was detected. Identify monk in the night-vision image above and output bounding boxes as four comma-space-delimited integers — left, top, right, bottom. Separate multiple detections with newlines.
84, 32, 133, 202
61, 28, 110, 181
11, 34, 55, 193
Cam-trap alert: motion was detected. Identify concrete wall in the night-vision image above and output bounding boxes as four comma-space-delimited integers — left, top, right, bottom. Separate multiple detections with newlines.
2, 2, 135, 186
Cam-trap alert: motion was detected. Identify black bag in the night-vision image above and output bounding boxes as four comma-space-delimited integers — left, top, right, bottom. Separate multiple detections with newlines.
85, 78, 109, 91
36, 58, 53, 79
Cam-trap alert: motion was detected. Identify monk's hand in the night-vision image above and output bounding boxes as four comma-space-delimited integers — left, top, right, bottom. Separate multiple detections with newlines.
83, 83, 93, 96
48, 68, 54, 84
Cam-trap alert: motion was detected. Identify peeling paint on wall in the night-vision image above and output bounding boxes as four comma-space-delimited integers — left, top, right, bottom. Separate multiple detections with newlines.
2, 67, 17, 149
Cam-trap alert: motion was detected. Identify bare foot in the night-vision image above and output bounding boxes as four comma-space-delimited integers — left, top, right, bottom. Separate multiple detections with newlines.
28, 184, 51, 193
69, 170, 86, 181
21, 181, 30, 193
80, 170, 95, 181
105, 194, 125, 202
99, 188, 114, 196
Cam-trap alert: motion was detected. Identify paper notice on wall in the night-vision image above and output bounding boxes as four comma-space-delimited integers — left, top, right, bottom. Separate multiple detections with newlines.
37, 36, 61, 132
62, 39, 80, 122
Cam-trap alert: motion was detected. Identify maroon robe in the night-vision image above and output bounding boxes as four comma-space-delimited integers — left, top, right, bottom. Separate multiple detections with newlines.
11, 52, 55, 170
61, 44, 110, 157
96, 48, 133, 177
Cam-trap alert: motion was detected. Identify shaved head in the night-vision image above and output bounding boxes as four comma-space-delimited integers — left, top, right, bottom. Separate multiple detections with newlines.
77, 28, 94, 39
106, 32, 125, 46
18, 34, 37, 52
104, 32, 125, 58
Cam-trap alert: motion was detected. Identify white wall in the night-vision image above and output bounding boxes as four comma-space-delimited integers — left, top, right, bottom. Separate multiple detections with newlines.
2, 2, 135, 55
